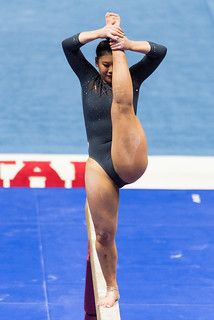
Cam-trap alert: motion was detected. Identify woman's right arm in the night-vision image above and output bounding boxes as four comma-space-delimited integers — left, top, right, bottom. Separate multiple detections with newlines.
62, 27, 124, 81
78, 26, 124, 44
62, 33, 97, 82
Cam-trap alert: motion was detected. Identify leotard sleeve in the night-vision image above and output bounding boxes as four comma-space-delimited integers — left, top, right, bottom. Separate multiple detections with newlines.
130, 42, 167, 87
62, 33, 98, 83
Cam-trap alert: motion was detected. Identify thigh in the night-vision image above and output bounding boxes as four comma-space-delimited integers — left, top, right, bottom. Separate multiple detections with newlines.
111, 107, 147, 152
111, 109, 148, 182
85, 157, 119, 234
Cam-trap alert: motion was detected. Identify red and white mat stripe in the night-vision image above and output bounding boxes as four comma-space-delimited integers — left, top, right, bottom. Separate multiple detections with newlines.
0, 154, 213, 189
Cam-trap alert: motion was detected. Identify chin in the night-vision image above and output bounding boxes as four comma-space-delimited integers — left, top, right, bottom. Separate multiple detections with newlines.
105, 77, 112, 84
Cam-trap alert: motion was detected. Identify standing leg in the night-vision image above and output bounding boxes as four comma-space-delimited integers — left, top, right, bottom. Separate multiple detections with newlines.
85, 158, 120, 308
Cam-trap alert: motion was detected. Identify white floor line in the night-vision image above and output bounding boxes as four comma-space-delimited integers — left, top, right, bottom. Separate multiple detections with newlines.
35, 192, 51, 320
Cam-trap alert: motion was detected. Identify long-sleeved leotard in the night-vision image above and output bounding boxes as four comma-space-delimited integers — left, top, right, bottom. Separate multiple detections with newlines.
62, 33, 167, 188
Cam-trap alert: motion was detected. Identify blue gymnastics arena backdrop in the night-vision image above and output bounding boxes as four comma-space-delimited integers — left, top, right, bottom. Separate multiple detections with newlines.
0, 2, 214, 320
0, 0, 213, 155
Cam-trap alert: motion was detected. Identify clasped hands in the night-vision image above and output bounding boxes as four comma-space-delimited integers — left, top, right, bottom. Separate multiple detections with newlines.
100, 13, 129, 51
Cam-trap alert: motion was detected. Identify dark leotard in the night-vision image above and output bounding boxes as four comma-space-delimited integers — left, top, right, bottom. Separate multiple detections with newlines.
62, 33, 167, 188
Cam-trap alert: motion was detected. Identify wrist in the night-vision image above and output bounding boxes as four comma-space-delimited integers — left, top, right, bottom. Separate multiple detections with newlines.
95, 28, 105, 39
79, 29, 102, 44
125, 38, 133, 51
126, 39, 151, 54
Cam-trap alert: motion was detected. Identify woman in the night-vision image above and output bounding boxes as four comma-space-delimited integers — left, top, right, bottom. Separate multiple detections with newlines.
62, 12, 167, 308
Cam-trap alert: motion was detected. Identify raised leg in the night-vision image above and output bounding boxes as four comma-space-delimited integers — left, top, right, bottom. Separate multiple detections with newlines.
111, 49, 148, 183
105, 13, 148, 183
85, 157, 120, 308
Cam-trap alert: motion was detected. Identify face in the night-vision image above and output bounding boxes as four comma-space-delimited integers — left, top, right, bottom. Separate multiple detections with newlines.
96, 54, 113, 84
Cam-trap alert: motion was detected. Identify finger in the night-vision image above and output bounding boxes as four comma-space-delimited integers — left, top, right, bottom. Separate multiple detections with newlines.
111, 46, 122, 51
110, 43, 123, 50
111, 26, 124, 33
111, 27, 124, 37
108, 30, 121, 38
115, 29, 124, 36
110, 29, 124, 37
111, 33, 123, 39
108, 35, 119, 41
109, 40, 118, 46
118, 27, 124, 33
110, 42, 121, 49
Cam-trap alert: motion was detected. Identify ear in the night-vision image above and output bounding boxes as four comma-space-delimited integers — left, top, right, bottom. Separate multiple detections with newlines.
95, 57, 98, 67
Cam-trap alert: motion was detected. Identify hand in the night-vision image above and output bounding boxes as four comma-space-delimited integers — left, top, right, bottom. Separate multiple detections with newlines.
99, 25, 124, 41
110, 36, 130, 51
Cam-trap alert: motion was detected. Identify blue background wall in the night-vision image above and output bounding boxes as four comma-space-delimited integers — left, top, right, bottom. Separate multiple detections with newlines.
1, 0, 213, 154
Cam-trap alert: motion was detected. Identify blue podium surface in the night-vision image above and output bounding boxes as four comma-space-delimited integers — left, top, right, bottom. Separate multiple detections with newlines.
0, 188, 213, 320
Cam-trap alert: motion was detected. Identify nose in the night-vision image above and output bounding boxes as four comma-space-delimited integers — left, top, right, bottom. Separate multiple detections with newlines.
108, 65, 113, 74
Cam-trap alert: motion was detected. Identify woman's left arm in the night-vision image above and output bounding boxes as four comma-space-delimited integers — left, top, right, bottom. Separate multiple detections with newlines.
111, 37, 167, 85
110, 37, 151, 54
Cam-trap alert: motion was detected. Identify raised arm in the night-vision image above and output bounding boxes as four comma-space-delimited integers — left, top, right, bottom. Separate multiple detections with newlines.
110, 36, 167, 86
62, 33, 97, 83
78, 26, 124, 44
62, 26, 124, 82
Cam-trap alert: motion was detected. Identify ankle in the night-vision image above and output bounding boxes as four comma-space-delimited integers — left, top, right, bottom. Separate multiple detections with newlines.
107, 285, 120, 297
107, 285, 118, 290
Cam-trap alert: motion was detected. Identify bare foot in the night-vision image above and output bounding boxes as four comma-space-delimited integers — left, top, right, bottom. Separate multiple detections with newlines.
98, 286, 120, 308
105, 12, 121, 27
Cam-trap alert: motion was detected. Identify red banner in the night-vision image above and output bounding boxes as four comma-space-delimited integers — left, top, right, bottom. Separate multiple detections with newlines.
0, 159, 86, 188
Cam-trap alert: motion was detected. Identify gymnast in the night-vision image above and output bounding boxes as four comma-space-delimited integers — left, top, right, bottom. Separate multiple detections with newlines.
62, 12, 167, 308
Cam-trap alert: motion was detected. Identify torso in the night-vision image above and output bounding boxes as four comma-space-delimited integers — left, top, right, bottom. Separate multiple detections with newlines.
82, 74, 140, 149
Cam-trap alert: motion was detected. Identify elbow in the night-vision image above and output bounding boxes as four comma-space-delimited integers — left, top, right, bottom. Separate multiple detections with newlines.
162, 45, 167, 57
147, 42, 167, 59
61, 39, 68, 50
61, 37, 74, 51
157, 44, 167, 60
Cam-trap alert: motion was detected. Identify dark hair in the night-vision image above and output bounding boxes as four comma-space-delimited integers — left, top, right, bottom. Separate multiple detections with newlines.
96, 39, 112, 58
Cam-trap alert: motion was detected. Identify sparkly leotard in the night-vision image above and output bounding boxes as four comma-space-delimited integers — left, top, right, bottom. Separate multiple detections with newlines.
62, 33, 167, 188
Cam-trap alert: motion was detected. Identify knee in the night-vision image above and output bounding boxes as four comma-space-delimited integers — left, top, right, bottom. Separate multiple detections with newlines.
96, 229, 115, 247
112, 102, 134, 116
116, 156, 148, 183
112, 90, 133, 109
